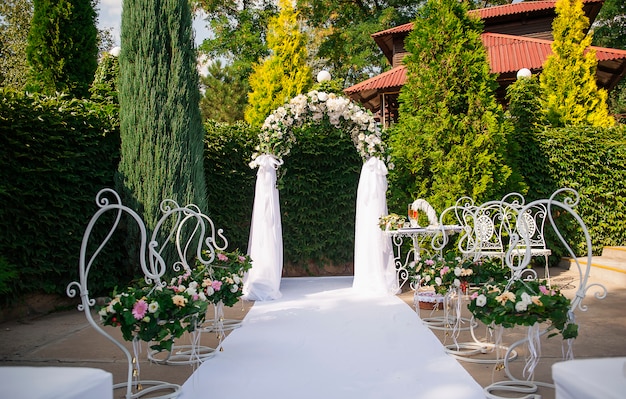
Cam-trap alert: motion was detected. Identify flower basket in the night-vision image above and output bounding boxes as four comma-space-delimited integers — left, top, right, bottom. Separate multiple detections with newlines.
416, 291, 445, 310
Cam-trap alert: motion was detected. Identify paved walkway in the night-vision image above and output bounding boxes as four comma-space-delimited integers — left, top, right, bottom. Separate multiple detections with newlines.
0, 266, 624, 399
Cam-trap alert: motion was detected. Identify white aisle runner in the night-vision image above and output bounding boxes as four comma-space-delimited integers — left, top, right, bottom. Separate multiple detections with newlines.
181, 277, 484, 399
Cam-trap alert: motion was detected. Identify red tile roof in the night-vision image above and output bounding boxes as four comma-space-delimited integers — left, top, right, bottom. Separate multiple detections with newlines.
345, 33, 626, 96
344, 65, 406, 94
370, 0, 604, 39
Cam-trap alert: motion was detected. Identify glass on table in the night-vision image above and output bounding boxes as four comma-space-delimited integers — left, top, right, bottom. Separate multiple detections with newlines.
407, 204, 419, 228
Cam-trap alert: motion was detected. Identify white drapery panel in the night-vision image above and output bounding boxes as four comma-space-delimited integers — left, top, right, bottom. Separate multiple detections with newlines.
243, 154, 283, 301
352, 157, 398, 295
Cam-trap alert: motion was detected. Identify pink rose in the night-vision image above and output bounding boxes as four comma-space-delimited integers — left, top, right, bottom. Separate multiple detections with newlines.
212, 280, 222, 291
217, 253, 228, 262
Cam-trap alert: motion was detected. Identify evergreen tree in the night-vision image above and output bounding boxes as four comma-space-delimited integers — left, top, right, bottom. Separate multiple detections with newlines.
199, 60, 247, 123
539, 0, 614, 127
388, 0, 518, 212
244, 0, 312, 127
26, 0, 98, 98
117, 0, 208, 256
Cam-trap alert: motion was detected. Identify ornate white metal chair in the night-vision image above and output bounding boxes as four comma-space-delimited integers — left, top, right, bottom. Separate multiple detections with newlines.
67, 188, 228, 399
479, 188, 607, 398
510, 201, 553, 285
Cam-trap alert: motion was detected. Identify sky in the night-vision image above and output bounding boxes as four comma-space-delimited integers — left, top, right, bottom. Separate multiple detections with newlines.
96, 0, 211, 48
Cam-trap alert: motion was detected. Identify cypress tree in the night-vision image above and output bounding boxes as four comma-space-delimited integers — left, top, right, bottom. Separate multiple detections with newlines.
26, 0, 98, 98
117, 0, 208, 259
388, 0, 518, 212
245, 0, 312, 127
539, 0, 615, 127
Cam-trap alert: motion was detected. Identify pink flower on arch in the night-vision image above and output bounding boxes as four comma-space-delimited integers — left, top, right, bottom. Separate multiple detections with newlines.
440, 266, 450, 276
212, 280, 222, 291
132, 299, 148, 320
238, 255, 246, 263
217, 253, 228, 262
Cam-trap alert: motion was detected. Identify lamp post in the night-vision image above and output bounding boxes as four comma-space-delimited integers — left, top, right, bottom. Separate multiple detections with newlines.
317, 70, 331, 83
516, 68, 532, 79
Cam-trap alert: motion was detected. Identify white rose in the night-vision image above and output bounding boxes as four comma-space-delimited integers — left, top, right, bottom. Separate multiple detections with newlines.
435, 277, 442, 286
453, 278, 461, 287
454, 267, 462, 277
521, 292, 532, 305
424, 275, 431, 283
476, 294, 487, 307
515, 301, 529, 312
230, 284, 239, 293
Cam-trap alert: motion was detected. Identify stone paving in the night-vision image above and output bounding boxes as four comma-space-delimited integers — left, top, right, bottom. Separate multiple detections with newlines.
0, 266, 624, 399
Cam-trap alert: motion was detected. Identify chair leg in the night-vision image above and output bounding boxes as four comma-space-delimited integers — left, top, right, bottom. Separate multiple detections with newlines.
544, 254, 550, 288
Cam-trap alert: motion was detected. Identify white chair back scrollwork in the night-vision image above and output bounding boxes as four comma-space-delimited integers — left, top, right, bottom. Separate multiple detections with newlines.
66, 188, 228, 399
481, 188, 608, 398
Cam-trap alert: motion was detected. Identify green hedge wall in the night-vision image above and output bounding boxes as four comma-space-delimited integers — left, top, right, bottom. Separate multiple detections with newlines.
0, 89, 125, 304
280, 122, 362, 273
203, 120, 258, 252
532, 126, 626, 256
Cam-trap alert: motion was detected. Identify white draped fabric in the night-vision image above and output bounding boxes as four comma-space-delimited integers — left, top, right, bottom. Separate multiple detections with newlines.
243, 154, 283, 301
352, 157, 398, 296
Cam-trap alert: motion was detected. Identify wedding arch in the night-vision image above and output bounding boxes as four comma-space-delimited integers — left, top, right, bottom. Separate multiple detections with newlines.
243, 91, 397, 301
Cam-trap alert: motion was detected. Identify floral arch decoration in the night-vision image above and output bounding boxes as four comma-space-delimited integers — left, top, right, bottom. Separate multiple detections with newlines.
250, 91, 388, 167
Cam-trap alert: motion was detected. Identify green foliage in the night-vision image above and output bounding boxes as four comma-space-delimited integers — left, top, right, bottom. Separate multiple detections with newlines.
592, 0, 626, 121
506, 74, 553, 200
0, 0, 33, 89
200, 60, 247, 123
117, 0, 208, 265
534, 126, 626, 256
296, 0, 420, 86
194, 0, 276, 115
89, 51, 119, 105
26, 0, 98, 98
203, 120, 258, 251
245, 0, 312, 126
280, 121, 362, 269
0, 89, 125, 304
388, 0, 520, 215
539, 0, 614, 127
592, 0, 626, 50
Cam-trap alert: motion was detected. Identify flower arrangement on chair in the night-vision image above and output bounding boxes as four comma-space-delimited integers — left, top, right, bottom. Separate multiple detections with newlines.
98, 249, 252, 353
98, 278, 210, 353
193, 249, 253, 307
467, 278, 577, 340
410, 253, 474, 295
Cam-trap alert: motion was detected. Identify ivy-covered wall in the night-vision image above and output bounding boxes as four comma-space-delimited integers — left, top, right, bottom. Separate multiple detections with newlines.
532, 126, 626, 256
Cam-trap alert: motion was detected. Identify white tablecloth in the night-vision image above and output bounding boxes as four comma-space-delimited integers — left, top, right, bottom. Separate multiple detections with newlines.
0, 366, 112, 399
553, 357, 626, 399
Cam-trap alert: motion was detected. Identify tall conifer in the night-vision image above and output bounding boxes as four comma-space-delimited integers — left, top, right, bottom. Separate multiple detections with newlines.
245, 0, 312, 127
117, 0, 208, 254
539, 0, 614, 127
26, 0, 98, 98
388, 0, 517, 211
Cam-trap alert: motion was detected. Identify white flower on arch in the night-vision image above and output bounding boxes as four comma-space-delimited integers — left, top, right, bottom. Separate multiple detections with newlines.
251, 91, 387, 167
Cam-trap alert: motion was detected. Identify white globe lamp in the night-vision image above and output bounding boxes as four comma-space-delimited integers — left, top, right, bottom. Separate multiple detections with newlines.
516, 68, 532, 79
317, 70, 331, 83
